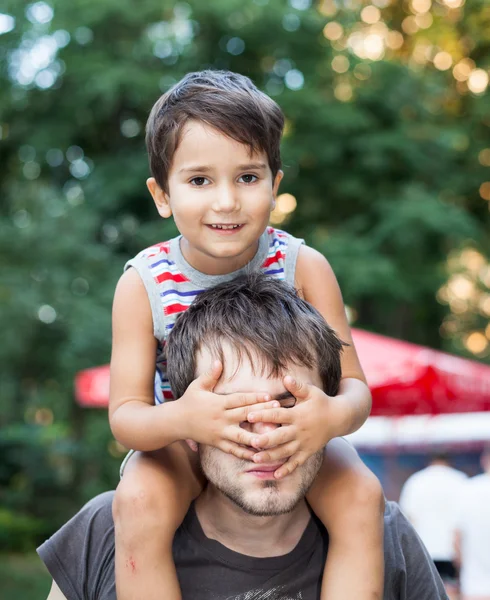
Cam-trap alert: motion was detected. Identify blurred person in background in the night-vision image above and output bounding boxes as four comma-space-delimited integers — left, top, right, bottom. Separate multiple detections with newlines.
399, 451, 467, 599
454, 446, 490, 600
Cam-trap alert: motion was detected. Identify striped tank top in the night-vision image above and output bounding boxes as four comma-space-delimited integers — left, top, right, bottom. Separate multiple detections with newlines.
125, 226, 304, 404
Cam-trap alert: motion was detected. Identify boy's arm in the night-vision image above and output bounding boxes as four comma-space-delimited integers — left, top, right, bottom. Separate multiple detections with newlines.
109, 268, 185, 450
109, 268, 275, 454
296, 244, 372, 434
307, 439, 385, 600
296, 246, 384, 599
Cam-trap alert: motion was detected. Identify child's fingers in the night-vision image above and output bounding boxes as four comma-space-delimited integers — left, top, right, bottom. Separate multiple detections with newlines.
251, 425, 296, 449
252, 441, 299, 464
274, 452, 307, 479
222, 425, 256, 448
219, 441, 256, 461
247, 407, 293, 425
197, 360, 223, 391
283, 375, 311, 401
223, 392, 272, 410
227, 400, 280, 422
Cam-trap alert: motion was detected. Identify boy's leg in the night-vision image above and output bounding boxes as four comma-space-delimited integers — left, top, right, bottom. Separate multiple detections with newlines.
113, 442, 204, 600
306, 437, 385, 600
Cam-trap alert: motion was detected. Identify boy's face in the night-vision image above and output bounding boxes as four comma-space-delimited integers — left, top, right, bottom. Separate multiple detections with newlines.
147, 120, 283, 275
194, 342, 324, 516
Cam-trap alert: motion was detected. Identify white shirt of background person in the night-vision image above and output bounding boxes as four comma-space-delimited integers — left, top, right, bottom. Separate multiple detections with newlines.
454, 448, 490, 600
399, 456, 467, 562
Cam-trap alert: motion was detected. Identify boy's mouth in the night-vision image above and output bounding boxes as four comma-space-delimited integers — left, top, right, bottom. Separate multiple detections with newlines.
207, 224, 244, 231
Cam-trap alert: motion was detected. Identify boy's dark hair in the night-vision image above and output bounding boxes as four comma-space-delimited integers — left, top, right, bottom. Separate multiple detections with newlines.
166, 273, 345, 399
146, 70, 285, 193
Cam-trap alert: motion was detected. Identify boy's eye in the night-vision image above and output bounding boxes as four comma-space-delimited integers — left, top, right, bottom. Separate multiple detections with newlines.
239, 174, 258, 184
190, 176, 210, 186
280, 399, 296, 409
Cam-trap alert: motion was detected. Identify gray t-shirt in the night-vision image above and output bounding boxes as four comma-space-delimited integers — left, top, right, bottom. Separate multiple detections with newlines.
38, 491, 448, 600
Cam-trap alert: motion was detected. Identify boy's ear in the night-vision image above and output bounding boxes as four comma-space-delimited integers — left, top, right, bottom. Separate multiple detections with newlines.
147, 178, 172, 218
271, 170, 284, 209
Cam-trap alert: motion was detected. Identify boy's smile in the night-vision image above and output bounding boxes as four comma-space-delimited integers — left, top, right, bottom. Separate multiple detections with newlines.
147, 120, 283, 276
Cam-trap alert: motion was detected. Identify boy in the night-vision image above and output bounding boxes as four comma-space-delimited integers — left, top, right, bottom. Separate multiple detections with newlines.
110, 70, 384, 599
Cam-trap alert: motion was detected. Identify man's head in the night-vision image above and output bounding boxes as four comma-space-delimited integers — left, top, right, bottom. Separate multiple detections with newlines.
429, 450, 451, 467
144, 71, 285, 270
167, 273, 345, 516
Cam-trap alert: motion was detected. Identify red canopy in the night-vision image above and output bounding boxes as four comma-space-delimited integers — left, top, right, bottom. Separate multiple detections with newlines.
75, 329, 490, 416
352, 329, 490, 416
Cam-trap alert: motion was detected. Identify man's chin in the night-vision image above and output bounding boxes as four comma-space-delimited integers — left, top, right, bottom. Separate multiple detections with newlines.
219, 485, 302, 517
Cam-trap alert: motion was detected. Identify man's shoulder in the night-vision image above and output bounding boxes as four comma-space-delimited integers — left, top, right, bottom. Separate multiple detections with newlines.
384, 500, 415, 534
81, 490, 115, 515
382, 501, 449, 599
37, 492, 116, 600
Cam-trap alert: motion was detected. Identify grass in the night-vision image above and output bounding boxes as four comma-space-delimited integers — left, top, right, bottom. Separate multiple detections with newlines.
0, 553, 51, 600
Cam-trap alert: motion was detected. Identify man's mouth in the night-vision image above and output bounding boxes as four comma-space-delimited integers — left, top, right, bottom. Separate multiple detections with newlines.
245, 462, 285, 479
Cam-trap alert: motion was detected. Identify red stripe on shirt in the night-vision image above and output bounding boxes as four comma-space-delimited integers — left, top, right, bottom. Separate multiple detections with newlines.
262, 250, 285, 268
156, 272, 189, 284
165, 303, 190, 316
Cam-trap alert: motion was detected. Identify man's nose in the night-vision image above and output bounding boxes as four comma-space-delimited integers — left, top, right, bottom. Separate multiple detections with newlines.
212, 183, 239, 213
249, 421, 280, 435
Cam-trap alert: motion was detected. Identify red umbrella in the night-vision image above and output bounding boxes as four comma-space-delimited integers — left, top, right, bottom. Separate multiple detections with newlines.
351, 329, 490, 416
75, 329, 490, 416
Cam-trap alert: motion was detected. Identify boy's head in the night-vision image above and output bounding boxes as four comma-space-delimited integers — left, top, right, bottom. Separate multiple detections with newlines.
145, 70, 286, 272
146, 70, 284, 195
166, 272, 345, 400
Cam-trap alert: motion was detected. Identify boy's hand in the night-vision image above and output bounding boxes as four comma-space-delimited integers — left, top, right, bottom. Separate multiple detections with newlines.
246, 376, 344, 479
179, 360, 280, 460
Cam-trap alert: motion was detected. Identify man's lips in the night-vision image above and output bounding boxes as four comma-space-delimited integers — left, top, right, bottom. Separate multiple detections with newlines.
245, 462, 285, 473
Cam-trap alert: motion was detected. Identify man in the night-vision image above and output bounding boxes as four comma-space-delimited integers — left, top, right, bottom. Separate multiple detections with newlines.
454, 446, 490, 600
39, 273, 448, 599
399, 451, 468, 598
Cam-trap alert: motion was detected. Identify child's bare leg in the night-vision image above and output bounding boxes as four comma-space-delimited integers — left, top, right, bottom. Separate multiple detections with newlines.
307, 438, 385, 600
113, 442, 204, 600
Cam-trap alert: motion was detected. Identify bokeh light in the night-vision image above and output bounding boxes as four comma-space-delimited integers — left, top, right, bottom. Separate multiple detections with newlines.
464, 332, 488, 355
467, 69, 489, 94
332, 55, 350, 73
433, 52, 453, 71
478, 149, 490, 167
323, 22, 343, 41
479, 182, 490, 201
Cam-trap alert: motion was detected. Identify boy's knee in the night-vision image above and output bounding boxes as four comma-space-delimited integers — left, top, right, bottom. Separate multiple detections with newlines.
113, 474, 164, 526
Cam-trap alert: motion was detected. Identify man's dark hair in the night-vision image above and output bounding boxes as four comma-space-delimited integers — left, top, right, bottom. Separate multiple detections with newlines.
146, 70, 285, 193
166, 273, 346, 399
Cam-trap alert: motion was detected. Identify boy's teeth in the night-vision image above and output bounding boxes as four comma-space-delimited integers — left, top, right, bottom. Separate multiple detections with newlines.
211, 224, 240, 229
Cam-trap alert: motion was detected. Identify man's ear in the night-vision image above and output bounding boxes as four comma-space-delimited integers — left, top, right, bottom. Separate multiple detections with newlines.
271, 170, 284, 210
147, 177, 172, 218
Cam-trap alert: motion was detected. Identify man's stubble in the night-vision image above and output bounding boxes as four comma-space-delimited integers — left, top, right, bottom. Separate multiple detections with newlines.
199, 447, 324, 517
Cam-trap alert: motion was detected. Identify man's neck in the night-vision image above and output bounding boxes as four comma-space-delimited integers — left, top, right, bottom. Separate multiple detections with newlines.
194, 486, 311, 558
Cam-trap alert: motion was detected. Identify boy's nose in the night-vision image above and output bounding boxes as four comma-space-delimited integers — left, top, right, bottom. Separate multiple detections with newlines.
213, 184, 239, 213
